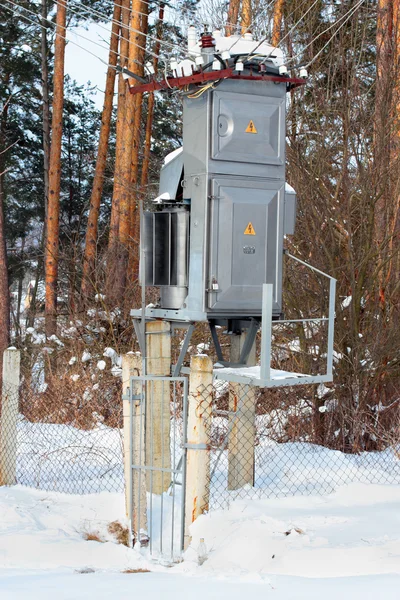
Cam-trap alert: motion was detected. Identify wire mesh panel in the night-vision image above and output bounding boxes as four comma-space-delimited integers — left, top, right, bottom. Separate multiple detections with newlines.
192, 379, 400, 511
128, 375, 188, 563
0, 379, 124, 494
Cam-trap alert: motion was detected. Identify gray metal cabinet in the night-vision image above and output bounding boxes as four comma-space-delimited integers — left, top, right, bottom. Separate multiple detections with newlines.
208, 177, 284, 313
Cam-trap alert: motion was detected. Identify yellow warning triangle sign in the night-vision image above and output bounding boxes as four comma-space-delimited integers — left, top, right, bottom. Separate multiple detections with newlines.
244, 222, 256, 235
245, 120, 258, 134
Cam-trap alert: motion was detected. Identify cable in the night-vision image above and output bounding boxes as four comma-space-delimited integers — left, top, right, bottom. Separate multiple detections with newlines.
248, 0, 322, 64
287, 0, 366, 66
1, 1, 116, 69
301, 0, 367, 68
226, 0, 276, 54
4, 0, 181, 66
66, 0, 186, 57
52, 0, 164, 62
3, 0, 122, 60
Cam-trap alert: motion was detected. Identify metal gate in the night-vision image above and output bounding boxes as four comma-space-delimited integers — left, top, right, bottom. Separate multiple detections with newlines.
127, 375, 188, 563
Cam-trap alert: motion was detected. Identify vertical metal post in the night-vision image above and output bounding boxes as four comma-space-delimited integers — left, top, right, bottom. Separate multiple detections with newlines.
180, 377, 189, 554
326, 277, 336, 377
260, 283, 273, 383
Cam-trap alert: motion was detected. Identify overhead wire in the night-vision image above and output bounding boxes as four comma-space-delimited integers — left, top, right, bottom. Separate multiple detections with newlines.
65, 0, 186, 57
1, 0, 117, 69
246, 0, 322, 63
286, 0, 367, 66
3, 0, 182, 68
226, 0, 276, 54
50, 0, 167, 62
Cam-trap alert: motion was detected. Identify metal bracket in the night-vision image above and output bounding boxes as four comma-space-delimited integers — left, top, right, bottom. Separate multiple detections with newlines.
209, 321, 224, 362
133, 319, 145, 354
184, 443, 208, 450
172, 323, 195, 376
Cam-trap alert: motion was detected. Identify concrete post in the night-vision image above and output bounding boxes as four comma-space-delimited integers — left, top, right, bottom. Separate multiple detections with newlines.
145, 320, 171, 494
0, 348, 21, 486
184, 354, 213, 549
228, 333, 256, 490
122, 352, 148, 544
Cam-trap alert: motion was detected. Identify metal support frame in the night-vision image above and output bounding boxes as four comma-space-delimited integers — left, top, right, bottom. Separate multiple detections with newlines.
214, 253, 336, 388
209, 318, 259, 367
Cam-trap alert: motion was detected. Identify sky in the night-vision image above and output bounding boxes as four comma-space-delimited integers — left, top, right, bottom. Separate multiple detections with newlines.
65, 23, 111, 109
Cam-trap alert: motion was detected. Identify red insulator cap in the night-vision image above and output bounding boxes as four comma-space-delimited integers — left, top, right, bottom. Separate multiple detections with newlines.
200, 33, 215, 48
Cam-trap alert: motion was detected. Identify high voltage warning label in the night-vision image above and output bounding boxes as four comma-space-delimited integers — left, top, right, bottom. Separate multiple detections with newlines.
244, 222, 256, 235
245, 120, 258, 134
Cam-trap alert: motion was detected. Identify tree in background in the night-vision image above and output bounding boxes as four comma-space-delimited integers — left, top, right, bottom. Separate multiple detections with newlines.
81, 0, 121, 303
45, 0, 67, 336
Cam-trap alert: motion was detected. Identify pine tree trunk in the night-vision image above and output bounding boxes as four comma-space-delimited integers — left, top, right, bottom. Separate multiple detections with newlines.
41, 0, 50, 221
225, 0, 240, 36
113, 0, 149, 303
140, 4, 164, 195
81, 0, 121, 302
271, 0, 285, 46
45, 0, 67, 337
241, 0, 252, 32
108, 0, 130, 252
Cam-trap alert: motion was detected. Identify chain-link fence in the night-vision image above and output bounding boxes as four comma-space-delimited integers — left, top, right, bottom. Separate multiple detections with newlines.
199, 380, 400, 511
0, 361, 124, 494
1, 354, 400, 517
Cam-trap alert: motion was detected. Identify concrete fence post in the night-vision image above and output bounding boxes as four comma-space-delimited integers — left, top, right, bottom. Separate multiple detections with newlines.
228, 333, 256, 490
122, 352, 148, 544
184, 354, 213, 549
0, 348, 21, 486
145, 320, 171, 494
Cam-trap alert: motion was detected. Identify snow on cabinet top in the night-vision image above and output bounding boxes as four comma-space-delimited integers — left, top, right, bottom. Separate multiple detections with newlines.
175, 31, 285, 78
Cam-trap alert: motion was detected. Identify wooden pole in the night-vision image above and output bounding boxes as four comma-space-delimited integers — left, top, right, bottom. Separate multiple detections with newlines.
122, 352, 148, 544
228, 332, 256, 490
184, 354, 213, 549
0, 348, 21, 486
145, 320, 171, 494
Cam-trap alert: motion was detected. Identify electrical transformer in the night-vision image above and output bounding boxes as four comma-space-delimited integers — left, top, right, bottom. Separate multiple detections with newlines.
141, 29, 298, 326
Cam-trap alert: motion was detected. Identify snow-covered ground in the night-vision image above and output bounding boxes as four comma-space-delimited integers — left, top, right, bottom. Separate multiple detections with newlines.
1, 482, 400, 599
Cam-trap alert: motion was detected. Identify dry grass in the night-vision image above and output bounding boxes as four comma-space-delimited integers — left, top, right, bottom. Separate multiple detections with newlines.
82, 530, 104, 543
108, 521, 130, 547
122, 568, 151, 574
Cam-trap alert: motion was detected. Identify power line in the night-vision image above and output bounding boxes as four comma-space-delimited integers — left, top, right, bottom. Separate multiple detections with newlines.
302, 0, 368, 68
66, 0, 186, 56
2, 0, 116, 69
287, 0, 367, 67
248, 0, 322, 63
227, 0, 276, 54
3, 0, 180, 67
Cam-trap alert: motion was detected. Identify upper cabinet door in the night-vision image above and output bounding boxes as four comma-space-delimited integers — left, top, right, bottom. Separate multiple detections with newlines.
212, 91, 285, 165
